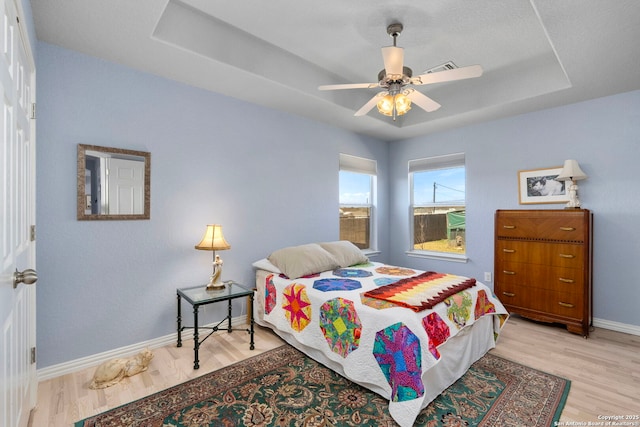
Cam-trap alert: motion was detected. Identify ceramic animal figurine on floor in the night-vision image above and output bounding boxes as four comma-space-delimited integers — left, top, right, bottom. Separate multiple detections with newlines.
89, 349, 154, 389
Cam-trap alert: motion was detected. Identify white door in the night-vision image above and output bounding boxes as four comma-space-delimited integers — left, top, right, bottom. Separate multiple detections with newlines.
107, 158, 145, 214
0, 0, 37, 426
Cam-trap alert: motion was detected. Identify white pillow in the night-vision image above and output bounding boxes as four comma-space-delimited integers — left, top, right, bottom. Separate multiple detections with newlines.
319, 240, 369, 268
252, 258, 282, 274
267, 243, 339, 279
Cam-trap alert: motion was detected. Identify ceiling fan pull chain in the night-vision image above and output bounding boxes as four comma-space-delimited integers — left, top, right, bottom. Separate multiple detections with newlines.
392, 93, 397, 121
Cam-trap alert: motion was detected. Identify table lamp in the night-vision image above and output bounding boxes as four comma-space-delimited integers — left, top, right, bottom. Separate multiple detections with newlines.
556, 159, 588, 209
195, 224, 231, 290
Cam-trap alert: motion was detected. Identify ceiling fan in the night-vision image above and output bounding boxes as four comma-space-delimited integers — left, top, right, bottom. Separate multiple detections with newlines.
318, 23, 483, 120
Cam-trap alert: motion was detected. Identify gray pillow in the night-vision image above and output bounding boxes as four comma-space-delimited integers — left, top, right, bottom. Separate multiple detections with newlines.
267, 243, 339, 279
319, 240, 369, 268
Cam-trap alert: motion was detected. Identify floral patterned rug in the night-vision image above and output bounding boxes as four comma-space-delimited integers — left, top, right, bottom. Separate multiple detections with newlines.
75, 345, 569, 427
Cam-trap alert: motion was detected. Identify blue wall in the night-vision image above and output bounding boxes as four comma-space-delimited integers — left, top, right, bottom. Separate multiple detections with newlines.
35, 42, 389, 368
36, 40, 640, 369
389, 90, 640, 328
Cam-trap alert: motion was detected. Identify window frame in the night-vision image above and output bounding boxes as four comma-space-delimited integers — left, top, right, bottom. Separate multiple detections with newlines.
339, 154, 377, 252
407, 153, 467, 263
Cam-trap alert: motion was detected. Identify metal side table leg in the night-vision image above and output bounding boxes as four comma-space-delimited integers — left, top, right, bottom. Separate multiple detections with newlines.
193, 305, 200, 369
249, 292, 255, 350
227, 298, 232, 333
176, 293, 182, 347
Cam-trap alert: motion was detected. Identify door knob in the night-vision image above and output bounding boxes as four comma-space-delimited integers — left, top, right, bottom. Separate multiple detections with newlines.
13, 268, 38, 289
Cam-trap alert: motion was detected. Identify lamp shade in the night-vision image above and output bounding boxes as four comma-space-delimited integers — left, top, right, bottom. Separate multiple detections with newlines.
195, 224, 230, 251
556, 159, 587, 181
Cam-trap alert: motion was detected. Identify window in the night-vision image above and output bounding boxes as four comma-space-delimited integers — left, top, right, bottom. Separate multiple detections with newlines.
339, 154, 376, 250
409, 153, 466, 257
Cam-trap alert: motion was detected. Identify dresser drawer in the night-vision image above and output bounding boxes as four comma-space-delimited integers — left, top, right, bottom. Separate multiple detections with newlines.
496, 261, 584, 291
496, 284, 584, 320
496, 240, 584, 267
496, 212, 587, 241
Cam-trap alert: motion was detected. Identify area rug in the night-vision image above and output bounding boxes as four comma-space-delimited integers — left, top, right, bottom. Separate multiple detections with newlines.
75, 345, 570, 427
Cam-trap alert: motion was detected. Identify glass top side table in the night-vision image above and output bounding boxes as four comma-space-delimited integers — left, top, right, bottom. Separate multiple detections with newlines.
177, 281, 254, 369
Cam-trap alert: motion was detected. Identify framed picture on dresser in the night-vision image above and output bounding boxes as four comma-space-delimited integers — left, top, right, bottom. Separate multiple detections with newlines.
518, 166, 570, 204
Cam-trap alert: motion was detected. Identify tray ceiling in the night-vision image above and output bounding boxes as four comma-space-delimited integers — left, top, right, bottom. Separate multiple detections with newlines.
31, 0, 640, 141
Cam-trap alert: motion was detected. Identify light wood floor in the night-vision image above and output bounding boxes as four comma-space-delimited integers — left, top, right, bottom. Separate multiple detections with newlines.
30, 316, 640, 426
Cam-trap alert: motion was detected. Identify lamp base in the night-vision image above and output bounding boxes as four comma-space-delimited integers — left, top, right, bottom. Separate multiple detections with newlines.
563, 181, 583, 209
205, 254, 225, 290
206, 282, 226, 291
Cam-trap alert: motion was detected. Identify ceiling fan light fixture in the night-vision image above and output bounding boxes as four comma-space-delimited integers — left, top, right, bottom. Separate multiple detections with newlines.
318, 22, 482, 121
377, 93, 411, 117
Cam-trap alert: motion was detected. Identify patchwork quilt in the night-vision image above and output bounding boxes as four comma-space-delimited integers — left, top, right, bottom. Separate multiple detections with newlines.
258, 262, 508, 427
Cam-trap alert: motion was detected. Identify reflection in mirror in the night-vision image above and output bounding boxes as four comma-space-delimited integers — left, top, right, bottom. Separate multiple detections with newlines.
77, 144, 151, 220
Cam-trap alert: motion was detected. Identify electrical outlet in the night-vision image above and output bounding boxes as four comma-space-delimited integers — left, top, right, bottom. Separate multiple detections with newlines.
484, 272, 492, 282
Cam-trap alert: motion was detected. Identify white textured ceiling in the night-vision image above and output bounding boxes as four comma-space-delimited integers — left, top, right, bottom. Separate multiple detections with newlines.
31, 0, 640, 141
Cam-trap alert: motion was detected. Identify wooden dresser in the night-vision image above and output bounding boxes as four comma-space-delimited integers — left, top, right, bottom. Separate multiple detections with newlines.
494, 209, 592, 336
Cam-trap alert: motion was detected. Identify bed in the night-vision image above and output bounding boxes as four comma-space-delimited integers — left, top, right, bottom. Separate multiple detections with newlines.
253, 241, 508, 427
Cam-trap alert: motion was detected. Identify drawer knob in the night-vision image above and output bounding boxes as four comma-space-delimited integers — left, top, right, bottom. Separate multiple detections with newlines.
502, 270, 516, 275
503, 225, 516, 229
558, 301, 574, 308
502, 292, 515, 297
559, 278, 574, 283
502, 249, 515, 253
559, 254, 575, 259
559, 227, 576, 231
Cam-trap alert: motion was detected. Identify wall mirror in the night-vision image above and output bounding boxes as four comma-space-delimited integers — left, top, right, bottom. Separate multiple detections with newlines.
77, 144, 151, 220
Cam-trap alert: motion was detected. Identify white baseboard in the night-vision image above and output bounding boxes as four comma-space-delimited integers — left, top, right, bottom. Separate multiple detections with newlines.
36, 315, 249, 382
593, 317, 640, 336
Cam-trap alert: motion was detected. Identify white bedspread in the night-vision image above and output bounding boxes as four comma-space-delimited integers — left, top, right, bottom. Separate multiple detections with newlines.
255, 262, 508, 427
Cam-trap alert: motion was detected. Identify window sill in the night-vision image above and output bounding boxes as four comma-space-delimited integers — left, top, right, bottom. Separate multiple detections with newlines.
363, 249, 381, 258
405, 250, 468, 263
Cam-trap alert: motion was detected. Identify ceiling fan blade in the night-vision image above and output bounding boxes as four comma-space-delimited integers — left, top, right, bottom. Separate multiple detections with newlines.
318, 82, 379, 91
406, 89, 441, 112
411, 64, 483, 86
354, 93, 384, 116
381, 46, 404, 77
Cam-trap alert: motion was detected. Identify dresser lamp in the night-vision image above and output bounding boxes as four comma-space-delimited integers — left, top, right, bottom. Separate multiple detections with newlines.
195, 224, 231, 290
556, 159, 588, 209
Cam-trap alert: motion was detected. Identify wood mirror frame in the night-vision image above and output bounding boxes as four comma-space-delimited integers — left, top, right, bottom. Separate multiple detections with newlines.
77, 144, 151, 220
